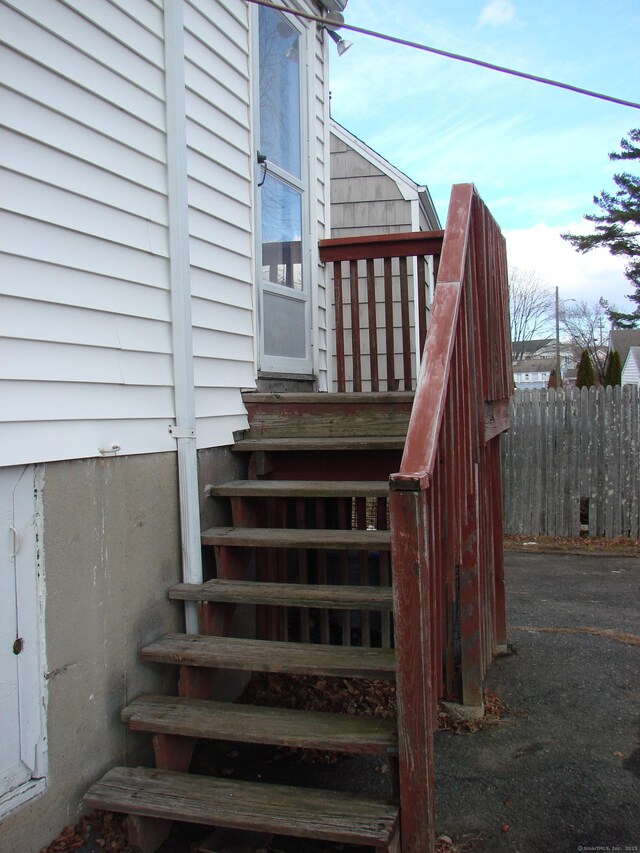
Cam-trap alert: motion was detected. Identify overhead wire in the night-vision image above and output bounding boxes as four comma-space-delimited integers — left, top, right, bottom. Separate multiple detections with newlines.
244, 0, 640, 111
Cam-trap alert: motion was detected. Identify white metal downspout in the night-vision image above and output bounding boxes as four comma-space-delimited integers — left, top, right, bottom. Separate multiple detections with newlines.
164, 0, 201, 634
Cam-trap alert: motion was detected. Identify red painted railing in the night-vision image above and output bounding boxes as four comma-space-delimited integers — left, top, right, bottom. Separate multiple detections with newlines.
319, 232, 444, 391
389, 184, 512, 851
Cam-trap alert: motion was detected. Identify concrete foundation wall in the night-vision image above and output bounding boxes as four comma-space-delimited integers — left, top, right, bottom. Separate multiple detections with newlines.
1, 445, 248, 852
1, 452, 183, 852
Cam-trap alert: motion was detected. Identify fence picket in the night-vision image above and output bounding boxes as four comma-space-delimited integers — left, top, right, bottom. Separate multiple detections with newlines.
502, 386, 640, 538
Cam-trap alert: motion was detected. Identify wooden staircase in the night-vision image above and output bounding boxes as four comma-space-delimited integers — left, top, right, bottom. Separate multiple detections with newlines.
85, 392, 411, 853
85, 183, 513, 853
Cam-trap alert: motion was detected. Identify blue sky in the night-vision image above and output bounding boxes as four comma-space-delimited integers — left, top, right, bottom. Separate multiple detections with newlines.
329, 0, 640, 314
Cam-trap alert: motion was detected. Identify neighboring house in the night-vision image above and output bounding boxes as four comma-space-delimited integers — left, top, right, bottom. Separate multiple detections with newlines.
563, 367, 578, 388
609, 330, 640, 379
0, 1, 338, 848
329, 120, 441, 389
622, 346, 640, 386
511, 337, 555, 364
512, 357, 555, 389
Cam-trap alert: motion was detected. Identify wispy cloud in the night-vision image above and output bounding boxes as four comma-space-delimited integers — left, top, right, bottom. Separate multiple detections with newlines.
478, 0, 516, 28
505, 223, 633, 312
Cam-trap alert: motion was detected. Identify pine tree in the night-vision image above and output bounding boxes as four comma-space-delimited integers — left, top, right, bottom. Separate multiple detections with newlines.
604, 349, 622, 386
562, 129, 640, 329
547, 367, 559, 389
576, 349, 595, 388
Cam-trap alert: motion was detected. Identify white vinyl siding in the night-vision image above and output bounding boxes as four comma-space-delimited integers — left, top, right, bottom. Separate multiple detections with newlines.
0, 0, 331, 466
622, 348, 640, 386
184, 0, 254, 447
314, 26, 330, 388
0, 0, 173, 468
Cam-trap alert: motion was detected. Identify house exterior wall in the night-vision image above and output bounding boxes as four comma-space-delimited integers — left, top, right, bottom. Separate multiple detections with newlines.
0, 453, 182, 852
314, 25, 331, 386
1, 0, 177, 466
184, 0, 256, 443
622, 347, 640, 386
330, 134, 412, 238
0, 0, 331, 846
1, 0, 331, 465
0, 0, 261, 467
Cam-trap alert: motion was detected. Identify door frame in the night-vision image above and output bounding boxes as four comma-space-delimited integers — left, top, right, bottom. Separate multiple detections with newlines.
252, 1, 315, 377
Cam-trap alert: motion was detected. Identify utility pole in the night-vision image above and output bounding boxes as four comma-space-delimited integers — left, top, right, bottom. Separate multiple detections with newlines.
555, 286, 563, 388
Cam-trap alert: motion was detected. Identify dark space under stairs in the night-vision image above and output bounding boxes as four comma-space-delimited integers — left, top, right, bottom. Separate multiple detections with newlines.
85, 392, 415, 852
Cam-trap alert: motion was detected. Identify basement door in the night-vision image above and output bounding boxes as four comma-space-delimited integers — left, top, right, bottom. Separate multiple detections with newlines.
255, 3, 313, 375
0, 466, 46, 817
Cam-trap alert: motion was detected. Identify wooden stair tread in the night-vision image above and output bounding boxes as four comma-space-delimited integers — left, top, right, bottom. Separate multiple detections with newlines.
208, 479, 390, 498
232, 436, 405, 452
201, 527, 391, 550
241, 391, 414, 404
123, 695, 397, 754
85, 766, 399, 846
141, 634, 396, 680
170, 579, 394, 610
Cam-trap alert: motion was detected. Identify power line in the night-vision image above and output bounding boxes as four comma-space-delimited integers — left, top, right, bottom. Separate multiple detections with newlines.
245, 0, 640, 111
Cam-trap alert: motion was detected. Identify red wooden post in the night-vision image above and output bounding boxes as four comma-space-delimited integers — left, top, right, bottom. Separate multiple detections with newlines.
366, 258, 379, 391
489, 438, 507, 648
349, 259, 362, 391
459, 472, 483, 708
126, 815, 172, 853
333, 261, 346, 391
398, 256, 412, 390
383, 257, 397, 391
389, 485, 436, 853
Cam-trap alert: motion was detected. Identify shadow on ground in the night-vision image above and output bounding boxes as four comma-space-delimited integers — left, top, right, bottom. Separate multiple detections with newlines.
58, 551, 640, 853
435, 550, 640, 852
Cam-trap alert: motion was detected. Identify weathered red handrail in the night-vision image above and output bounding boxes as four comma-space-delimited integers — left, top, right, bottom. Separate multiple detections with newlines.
389, 185, 512, 851
319, 231, 444, 392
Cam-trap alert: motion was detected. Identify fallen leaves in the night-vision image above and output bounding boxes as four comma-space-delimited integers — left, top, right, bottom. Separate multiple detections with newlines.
504, 534, 640, 556
242, 674, 520, 741
240, 673, 397, 763
40, 811, 136, 853
437, 691, 524, 734
241, 673, 397, 719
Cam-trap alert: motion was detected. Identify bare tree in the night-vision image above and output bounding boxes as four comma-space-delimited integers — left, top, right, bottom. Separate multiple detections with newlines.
559, 298, 609, 382
509, 267, 555, 361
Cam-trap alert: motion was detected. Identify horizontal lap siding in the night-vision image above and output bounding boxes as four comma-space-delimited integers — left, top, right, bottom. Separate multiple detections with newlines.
0, 0, 175, 466
184, 0, 254, 448
314, 28, 329, 388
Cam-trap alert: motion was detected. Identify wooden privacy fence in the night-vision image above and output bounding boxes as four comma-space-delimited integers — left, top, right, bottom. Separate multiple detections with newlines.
319, 231, 443, 391
502, 385, 640, 539
388, 184, 512, 851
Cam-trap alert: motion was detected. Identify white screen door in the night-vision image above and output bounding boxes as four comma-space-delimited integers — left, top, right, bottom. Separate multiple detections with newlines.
0, 466, 45, 817
256, 4, 312, 374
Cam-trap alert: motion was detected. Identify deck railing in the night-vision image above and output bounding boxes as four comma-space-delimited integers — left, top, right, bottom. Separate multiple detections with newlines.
388, 184, 512, 850
319, 232, 444, 392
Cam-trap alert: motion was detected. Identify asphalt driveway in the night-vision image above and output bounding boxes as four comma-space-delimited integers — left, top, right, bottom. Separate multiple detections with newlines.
435, 550, 640, 852
52, 549, 639, 853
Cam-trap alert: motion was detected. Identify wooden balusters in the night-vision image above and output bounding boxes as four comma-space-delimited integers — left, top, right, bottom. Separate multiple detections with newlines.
319, 231, 444, 393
